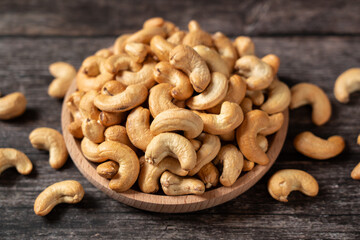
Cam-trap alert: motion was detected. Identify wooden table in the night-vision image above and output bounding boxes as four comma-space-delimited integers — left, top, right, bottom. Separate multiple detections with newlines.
0, 0, 359, 239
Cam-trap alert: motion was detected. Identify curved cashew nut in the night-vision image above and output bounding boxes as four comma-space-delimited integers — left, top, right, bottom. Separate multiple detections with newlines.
34, 180, 84, 216
290, 83, 331, 126
0, 92, 27, 120
126, 106, 154, 152
259, 112, 284, 136
212, 32, 238, 72
235, 55, 274, 91
234, 36, 255, 57
99, 111, 123, 127
148, 83, 180, 117
81, 137, 107, 163
94, 84, 148, 112
29, 128, 68, 169
246, 90, 264, 106
97, 161, 119, 179
188, 133, 221, 176
262, 54, 280, 75
334, 68, 360, 103
104, 54, 141, 74
48, 62, 76, 98
81, 119, 105, 143
261, 79, 291, 114
0, 148, 32, 175
113, 34, 130, 54
193, 45, 230, 77
197, 162, 219, 189
95, 48, 113, 58
145, 133, 197, 171
167, 31, 186, 45
240, 97, 253, 114
214, 144, 244, 187
243, 159, 255, 171
182, 20, 213, 47
100, 80, 126, 95
194, 101, 244, 135
98, 141, 140, 192
150, 108, 204, 139
79, 90, 101, 120
104, 125, 137, 152
124, 42, 150, 63
143, 17, 178, 37
126, 26, 166, 44
154, 61, 194, 100
186, 72, 228, 110
150, 35, 175, 61
294, 131, 345, 160
351, 162, 360, 180
169, 44, 211, 93
66, 91, 85, 138
160, 171, 205, 196
268, 169, 319, 202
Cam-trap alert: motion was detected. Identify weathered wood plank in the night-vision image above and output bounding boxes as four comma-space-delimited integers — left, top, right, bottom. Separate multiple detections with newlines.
0, 0, 359, 37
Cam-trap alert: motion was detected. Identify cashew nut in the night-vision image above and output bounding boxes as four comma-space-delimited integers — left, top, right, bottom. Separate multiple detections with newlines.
96, 161, 119, 179
0, 148, 33, 175
104, 125, 137, 152
99, 111, 123, 127
240, 97, 253, 114
95, 48, 113, 58
219, 131, 235, 142
243, 160, 255, 172
145, 133, 197, 171
48, 62, 76, 98
100, 80, 126, 97
80, 137, 107, 163
66, 91, 85, 138
126, 26, 166, 44
294, 131, 345, 160
261, 79, 291, 114
190, 139, 202, 152
81, 119, 105, 143
150, 35, 175, 61
257, 135, 269, 152
259, 112, 284, 136
290, 83, 331, 126
193, 45, 230, 77
29, 128, 68, 169
167, 31, 186, 45
212, 32, 238, 72
104, 54, 141, 74
0, 92, 27, 120
234, 36, 255, 57
78, 90, 101, 120
169, 44, 211, 92
143, 17, 178, 37
34, 180, 84, 216
261, 54, 280, 75
182, 20, 213, 47
351, 162, 360, 180
124, 42, 150, 63
113, 34, 130, 54
197, 162, 219, 189
268, 169, 319, 202
160, 171, 205, 196
148, 83, 180, 117
334, 68, 360, 103
246, 90, 264, 106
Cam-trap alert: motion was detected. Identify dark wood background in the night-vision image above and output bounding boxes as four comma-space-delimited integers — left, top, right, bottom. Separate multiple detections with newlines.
0, 0, 359, 239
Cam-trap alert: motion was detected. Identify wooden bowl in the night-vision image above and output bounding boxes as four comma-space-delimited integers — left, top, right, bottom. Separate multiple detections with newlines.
61, 79, 289, 213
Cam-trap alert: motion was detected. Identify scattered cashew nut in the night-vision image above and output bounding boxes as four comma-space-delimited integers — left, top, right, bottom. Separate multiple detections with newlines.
0, 92, 27, 120
0, 148, 33, 175
48, 62, 77, 98
334, 68, 360, 103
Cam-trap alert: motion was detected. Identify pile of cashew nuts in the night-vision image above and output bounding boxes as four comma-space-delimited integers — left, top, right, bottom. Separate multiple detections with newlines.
1, 17, 360, 215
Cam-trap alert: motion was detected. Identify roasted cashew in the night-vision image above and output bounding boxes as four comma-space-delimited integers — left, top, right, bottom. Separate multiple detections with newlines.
193, 45, 230, 77
197, 162, 219, 189
234, 36, 255, 57
148, 83, 180, 117
79, 90, 100, 120
0, 92, 27, 120
294, 131, 345, 160
126, 106, 154, 152
66, 91, 85, 138
95, 48, 113, 58
190, 139, 202, 151
150, 108, 203, 139
96, 161, 119, 179
99, 111, 123, 127
212, 32, 238, 72
182, 20, 213, 47
150, 35, 175, 61
145, 133, 197, 171
290, 83, 331, 126
194, 101, 244, 135
186, 72, 228, 110
98, 141, 140, 192
29, 128, 68, 169
80, 137, 107, 163
138, 157, 188, 193
351, 162, 360, 180
113, 34, 130, 54
188, 133, 221, 176
257, 135, 269, 152
100, 80, 126, 96
243, 160, 255, 171
334, 68, 360, 103
34, 180, 84, 216
153, 61, 193, 100
124, 42, 150, 63
94, 84, 148, 112
214, 144, 244, 187
48, 62, 76, 98
235, 55, 274, 91
261, 79, 291, 114
81, 119, 105, 143
219, 131, 235, 142
0, 148, 32, 175
169, 44, 211, 92
167, 31, 186, 45
104, 125, 137, 152
160, 171, 205, 196
143, 17, 178, 37
126, 26, 166, 44
240, 97, 253, 114
268, 169, 319, 202
261, 54, 280, 75
104, 54, 141, 74
259, 112, 284, 136
246, 90, 264, 106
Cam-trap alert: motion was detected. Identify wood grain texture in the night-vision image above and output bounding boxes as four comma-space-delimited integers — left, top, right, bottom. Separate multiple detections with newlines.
0, 35, 359, 238
0, 0, 359, 37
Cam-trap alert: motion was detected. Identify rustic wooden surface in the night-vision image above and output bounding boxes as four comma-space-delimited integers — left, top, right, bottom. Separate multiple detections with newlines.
0, 0, 360, 239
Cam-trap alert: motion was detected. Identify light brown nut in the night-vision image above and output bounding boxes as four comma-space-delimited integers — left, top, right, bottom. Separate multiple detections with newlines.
81, 119, 105, 143
48, 62, 77, 98
138, 156, 188, 193
214, 144, 244, 187
113, 34, 131, 54
0, 148, 33, 175
100, 80, 126, 96
193, 45, 230, 77
81, 137, 107, 163
150, 35, 175, 61
148, 83, 180, 117
186, 72, 228, 110
104, 54, 141, 74
79, 90, 101, 120
95, 48, 113, 58
154, 61, 193, 100
126, 107, 154, 152
242, 159, 255, 171
182, 20, 213, 47
99, 111, 123, 127
94, 84, 148, 112
126, 26, 166, 44
190, 139, 202, 152
257, 135, 269, 152
124, 42, 150, 63
351, 162, 360, 180
34, 180, 84, 216
261, 79, 291, 114
261, 54, 280, 75
207, 74, 247, 114
150, 108, 204, 139
96, 161, 119, 179
160, 171, 205, 196
169, 45, 211, 93
29, 128, 68, 169
334, 68, 360, 103
0, 92, 27, 120
290, 83, 332, 126
236, 110, 272, 165
167, 31, 186, 45
145, 133, 197, 171
66, 91, 85, 138
240, 97, 253, 114
104, 125, 137, 152
268, 169, 319, 202
358, 134, 360, 145
188, 133, 221, 176
143, 17, 178, 37
116, 58, 156, 89
197, 162, 219, 189
98, 141, 140, 192
246, 90, 264, 106
259, 112, 284, 136
294, 131, 345, 160
234, 36, 255, 57
219, 131, 235, 142
212, 32, 238, 72
194, 101, 244, 135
